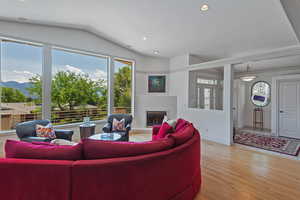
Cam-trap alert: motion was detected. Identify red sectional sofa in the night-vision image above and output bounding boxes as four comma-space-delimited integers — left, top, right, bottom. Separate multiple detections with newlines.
0, 120, 201, 200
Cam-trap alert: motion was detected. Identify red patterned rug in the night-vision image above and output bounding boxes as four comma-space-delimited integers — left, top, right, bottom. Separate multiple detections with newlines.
234, 132, 300, 156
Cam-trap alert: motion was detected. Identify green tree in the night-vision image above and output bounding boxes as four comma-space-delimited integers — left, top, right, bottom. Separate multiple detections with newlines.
114, 66, 132, 108
28, 71, 107, 111
1, 87, 27, 103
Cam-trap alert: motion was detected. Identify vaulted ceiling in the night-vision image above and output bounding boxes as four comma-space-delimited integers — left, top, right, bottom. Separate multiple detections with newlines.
0, 0, 299, 60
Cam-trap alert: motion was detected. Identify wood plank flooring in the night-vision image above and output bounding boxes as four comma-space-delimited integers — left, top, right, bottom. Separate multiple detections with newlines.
1, 130, 300, 200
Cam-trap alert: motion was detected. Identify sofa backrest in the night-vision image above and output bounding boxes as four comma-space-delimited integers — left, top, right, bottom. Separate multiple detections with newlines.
16, 120, 50, 139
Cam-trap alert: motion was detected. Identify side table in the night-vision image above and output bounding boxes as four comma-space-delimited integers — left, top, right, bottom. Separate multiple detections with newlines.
79, 123, 96, 139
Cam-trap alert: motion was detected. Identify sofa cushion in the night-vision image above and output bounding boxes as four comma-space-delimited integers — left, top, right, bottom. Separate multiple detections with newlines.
83, 137, 175, 159
175, 118, 189, 132
5, 140, 83, 160
169, 124, 195, 146
156, 122, 174, 140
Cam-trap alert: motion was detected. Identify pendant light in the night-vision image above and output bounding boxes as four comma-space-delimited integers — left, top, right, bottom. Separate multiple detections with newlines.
240, 64, 256, 82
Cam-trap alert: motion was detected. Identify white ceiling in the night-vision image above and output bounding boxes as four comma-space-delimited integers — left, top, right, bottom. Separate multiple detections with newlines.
0, 0, 299, 59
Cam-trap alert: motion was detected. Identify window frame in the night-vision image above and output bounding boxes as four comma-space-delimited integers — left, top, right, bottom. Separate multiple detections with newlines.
0, 37, 135, 132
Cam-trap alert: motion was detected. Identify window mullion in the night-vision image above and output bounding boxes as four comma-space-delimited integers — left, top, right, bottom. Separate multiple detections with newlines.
42, 45, 52, 120
108, 57, 115, 115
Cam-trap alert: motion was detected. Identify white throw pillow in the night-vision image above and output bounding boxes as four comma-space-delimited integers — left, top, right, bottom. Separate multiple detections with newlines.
162, 116, 177, 129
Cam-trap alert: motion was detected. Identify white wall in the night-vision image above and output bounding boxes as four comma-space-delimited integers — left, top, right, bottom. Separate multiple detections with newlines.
0, 20, 169, 128
169, 54, 233, 145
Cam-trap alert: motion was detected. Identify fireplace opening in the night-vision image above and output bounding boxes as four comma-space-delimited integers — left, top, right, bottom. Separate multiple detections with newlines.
146, 111, 167, 127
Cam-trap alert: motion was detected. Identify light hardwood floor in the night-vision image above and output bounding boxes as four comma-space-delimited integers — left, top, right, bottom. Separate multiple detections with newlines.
1, 130, 300, 200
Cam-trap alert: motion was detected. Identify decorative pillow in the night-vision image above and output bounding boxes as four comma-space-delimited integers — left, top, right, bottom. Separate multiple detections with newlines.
112, 118, 126, 131
5, 140, 83, 160
175, 118, 189, 132
82, 137, 175, 159
156, 122, 174, 140
162, 116, 177, 129
36, 123, 56, 139
170, 123, 195, 146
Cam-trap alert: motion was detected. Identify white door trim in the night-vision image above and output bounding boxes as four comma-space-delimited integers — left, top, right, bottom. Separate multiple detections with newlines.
272, 74, 300, 136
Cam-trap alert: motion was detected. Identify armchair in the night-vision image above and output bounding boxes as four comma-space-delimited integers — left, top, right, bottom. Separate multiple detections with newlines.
16, 120, 74, 142
102, 114, 133, 141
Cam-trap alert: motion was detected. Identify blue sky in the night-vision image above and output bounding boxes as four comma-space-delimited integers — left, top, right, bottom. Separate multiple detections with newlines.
1, 41, 128, 83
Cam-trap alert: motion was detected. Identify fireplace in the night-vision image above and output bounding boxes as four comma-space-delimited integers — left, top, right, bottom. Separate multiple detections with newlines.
146, 111, 167, 127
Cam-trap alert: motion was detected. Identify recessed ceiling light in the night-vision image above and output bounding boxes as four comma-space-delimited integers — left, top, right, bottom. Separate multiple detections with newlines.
18, 0, 26, 2
153, 50, 159, 55
142, 36, 147, 41
201, 4, 209, 11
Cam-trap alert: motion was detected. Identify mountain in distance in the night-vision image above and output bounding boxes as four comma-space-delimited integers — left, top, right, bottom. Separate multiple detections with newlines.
0, 81, 33, 97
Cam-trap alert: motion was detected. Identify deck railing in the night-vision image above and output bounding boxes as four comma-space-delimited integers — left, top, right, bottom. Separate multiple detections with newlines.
0, 107, 131, 131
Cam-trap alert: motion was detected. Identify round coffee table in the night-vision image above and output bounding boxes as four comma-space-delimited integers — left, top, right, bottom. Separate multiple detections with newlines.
89, 133, 122, 141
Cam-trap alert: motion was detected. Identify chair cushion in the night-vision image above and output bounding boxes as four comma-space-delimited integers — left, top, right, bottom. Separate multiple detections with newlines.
82, 137, 175, 159
175, 118, 189, 132
156, 122, 174, 140
169, 124, 195, 146
5, 140, 83, 160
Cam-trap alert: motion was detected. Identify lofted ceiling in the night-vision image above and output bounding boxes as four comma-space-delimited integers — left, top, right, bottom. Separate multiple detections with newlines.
0, 0, 299, 60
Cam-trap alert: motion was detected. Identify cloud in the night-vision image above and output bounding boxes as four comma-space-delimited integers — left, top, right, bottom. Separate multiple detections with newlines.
91, 69, 107, 81
2, 70, 37, 83
64, 65, 84, 74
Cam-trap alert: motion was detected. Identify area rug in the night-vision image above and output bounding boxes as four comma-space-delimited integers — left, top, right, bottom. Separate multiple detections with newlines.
234, 132, 300, 156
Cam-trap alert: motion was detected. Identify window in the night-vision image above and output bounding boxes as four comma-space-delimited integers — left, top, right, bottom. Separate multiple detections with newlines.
112, 58, 133, 114
189, 67, 224, 110
251, 81, 271, 107
0, 40, 43, 131
0, 38, 135, 131
51, 48, 109, 125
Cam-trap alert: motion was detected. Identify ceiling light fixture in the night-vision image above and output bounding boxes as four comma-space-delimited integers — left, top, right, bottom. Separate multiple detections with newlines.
142, 36, 147, 41
153, 50, 159, 55
240, 64, 256, 82
201, 4, 209, 11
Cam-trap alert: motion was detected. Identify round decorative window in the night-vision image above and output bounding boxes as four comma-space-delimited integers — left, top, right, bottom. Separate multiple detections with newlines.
251, 81, 271, 107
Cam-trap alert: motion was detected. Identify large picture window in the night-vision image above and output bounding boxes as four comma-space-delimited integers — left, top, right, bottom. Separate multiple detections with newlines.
50, 49, 109, 125
0, 38, 135, 131
0, 40, 43, 131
